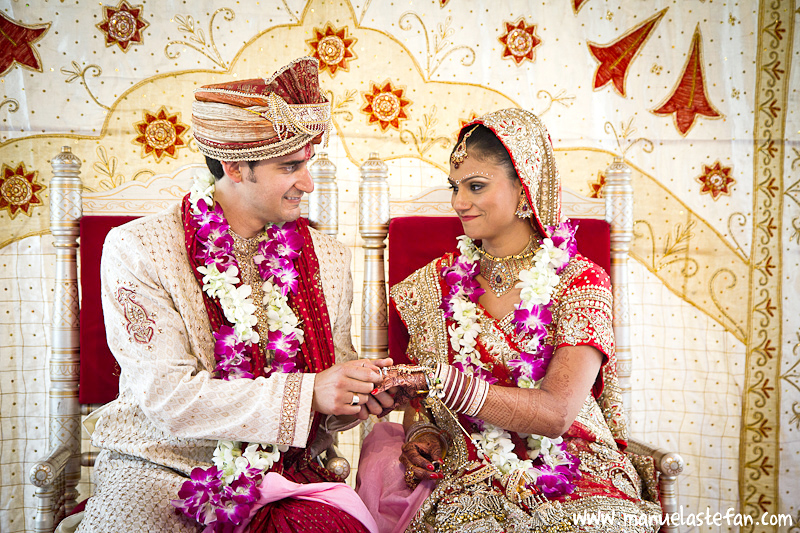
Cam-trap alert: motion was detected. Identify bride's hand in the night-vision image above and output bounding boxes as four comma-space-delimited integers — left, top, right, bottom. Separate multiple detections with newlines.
371, 365, 429, 397
400, 433, 445, 488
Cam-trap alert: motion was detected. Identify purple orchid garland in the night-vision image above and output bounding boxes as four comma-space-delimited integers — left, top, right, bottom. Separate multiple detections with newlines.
173, 175, 306, 531
440, 221, 582, 497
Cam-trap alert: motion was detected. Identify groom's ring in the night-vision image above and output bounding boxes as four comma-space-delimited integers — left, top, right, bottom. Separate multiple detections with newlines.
350, 394, 360, 406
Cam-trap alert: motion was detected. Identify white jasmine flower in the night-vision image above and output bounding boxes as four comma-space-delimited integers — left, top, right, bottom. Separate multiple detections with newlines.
456, 235, 480, 262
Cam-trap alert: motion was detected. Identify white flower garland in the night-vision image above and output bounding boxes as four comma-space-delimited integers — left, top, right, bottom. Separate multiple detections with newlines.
212, 440, 289, 484
189, 169, 304, 359
175, 169, 308, 525
445, 233, 577, 490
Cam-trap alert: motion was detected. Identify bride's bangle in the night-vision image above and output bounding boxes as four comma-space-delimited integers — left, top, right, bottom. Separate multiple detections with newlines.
433, 363, 489, 417
405, 421, 449, 459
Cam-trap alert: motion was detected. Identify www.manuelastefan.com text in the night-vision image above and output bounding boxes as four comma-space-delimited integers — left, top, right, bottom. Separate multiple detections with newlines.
572, 507, 794, 529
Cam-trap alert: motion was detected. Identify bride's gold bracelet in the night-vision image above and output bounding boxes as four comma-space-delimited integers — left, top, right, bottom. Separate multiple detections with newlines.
405, 421, 449, 462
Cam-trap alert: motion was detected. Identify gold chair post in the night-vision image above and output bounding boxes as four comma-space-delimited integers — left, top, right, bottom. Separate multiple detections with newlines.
604, 157, 633, 422
358, 153, 390, 361
308, 152, 338, 236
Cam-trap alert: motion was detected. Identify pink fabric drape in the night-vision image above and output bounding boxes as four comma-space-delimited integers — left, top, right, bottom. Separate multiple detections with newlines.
229, 473, 379, 533
356, 422, 435, 533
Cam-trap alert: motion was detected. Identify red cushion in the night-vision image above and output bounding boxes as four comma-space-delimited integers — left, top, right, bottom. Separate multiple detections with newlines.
387, 217, 610, 363
79, 216, 139, 404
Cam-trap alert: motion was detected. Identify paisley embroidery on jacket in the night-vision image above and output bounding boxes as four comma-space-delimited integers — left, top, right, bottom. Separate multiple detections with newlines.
116, 287, 156, 344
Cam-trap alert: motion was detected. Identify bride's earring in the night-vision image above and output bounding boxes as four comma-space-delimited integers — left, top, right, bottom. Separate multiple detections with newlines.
515, 194, 532, 219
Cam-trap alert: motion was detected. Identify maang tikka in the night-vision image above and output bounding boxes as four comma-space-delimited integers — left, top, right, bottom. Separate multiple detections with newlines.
450, 125, 480, 169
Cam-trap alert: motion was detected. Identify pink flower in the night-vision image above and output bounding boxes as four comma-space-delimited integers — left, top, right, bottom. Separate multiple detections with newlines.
513, 305, 552, 337
213, 326, 253, 380
265, 330, 301, 374
213, 490, 252, 528
440, 258, 484, 317
229, 471, 262, 504
508, 351, 538, 381
173, 466, 224, 522
272, 263, 299, 296
254, 253, 288, 281
216, 357, 254, 380
532, 467, 575, 496
214, 326, 241, 353
197, 227, 234, 270
191, 199, 225, 232
547, 220, 578, 270
265, 224, 303, 259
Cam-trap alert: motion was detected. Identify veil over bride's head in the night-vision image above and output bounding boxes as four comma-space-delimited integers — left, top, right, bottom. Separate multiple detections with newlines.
452, 108, 562, 236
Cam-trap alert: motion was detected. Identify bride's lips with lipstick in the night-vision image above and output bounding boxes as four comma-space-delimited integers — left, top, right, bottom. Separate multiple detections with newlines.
459, 214, 479, 221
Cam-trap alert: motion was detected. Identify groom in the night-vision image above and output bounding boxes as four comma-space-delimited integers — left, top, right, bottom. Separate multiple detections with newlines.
77, 57, 391, 532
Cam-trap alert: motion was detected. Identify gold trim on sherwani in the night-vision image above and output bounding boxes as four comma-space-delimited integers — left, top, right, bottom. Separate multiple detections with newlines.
191, 57, 331, 161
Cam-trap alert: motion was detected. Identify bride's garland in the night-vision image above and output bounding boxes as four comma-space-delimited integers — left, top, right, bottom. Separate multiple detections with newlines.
172, 169, 302, 531
439, 221, 582, 497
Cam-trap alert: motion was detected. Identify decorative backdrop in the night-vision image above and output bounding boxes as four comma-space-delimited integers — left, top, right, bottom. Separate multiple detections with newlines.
0, 1, 797, 532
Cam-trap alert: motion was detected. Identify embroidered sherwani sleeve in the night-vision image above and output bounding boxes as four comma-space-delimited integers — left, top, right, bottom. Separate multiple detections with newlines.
98, 219, 314, 450
332, 246, 357, 364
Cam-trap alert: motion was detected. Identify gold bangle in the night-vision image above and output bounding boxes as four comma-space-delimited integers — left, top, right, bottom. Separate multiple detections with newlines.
405, 422, 449, 461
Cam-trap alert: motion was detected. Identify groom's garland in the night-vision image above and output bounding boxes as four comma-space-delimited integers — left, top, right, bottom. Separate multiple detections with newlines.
439, 221, 582, 497
172, 169, 305, 531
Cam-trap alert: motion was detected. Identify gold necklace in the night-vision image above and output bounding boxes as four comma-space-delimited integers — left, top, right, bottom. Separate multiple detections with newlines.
478, 236, 539, 297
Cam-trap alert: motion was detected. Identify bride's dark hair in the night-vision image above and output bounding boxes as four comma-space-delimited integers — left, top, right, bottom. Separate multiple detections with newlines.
451, 124, 517, 180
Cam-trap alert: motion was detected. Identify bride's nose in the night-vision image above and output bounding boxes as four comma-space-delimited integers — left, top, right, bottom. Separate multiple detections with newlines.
451, 188, 470, 211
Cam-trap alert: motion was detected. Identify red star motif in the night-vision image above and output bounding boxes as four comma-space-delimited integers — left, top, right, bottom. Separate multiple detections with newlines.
696, 161, 734, 200
361, 81, 411, 132
653, 27, 722, 136
0, 162, 45, 219
97, 1, 148, 52
498, 18, 541, 65
133, 107, 188, 162
0, 13, 50, 76
306, 23, 357, 76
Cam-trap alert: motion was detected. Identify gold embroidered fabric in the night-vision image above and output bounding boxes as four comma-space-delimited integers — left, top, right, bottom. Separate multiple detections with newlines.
390, 253, 661, 532
229, 230, 273, 358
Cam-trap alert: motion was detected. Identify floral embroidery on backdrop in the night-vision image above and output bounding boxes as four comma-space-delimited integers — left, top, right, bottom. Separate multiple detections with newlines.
96, 1, 149, 52
360, 80, 412, 132
307, 23, 358, 75
0, 163, 45, 219
0, 12, 49, 75
133, 107, 190, 163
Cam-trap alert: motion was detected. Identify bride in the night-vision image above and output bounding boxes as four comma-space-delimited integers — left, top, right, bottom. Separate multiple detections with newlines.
356, 108, 662, 532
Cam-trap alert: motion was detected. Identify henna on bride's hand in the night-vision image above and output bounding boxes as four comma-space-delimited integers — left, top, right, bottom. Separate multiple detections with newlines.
371, 365, 428, 396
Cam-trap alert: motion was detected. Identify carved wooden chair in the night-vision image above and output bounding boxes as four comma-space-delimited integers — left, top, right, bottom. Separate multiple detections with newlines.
354, 153, 685, 531
28, 148, 171, 531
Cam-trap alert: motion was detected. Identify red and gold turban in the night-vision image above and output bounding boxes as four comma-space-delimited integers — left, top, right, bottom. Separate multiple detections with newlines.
191, 57, 331, 161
